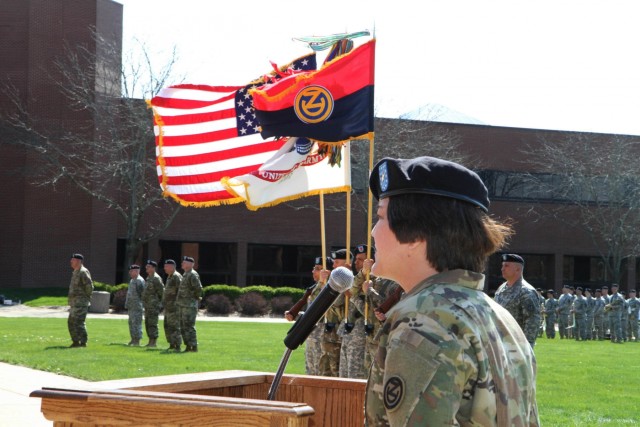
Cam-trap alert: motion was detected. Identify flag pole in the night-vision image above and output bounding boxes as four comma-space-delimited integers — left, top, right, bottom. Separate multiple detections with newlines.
364, 135, 375, 324
345, 153, 352, 322
320, 191, 327, 273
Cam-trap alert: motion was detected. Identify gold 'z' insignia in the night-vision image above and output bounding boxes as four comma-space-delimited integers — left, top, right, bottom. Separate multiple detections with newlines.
294, 85, 334, 124
383, 376, 404, 411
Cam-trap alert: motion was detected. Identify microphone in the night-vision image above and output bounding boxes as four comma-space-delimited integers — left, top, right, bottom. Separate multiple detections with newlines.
283, 266, 353, 350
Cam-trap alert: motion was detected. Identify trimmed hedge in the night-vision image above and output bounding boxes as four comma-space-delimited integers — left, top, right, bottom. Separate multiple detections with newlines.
202, 284, 243, 301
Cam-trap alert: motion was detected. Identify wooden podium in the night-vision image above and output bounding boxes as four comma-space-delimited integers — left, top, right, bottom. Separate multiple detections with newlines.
30, 370, 367, 426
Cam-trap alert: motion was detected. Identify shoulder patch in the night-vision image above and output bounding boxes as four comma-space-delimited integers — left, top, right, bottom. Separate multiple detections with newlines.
383, 376, 404, 411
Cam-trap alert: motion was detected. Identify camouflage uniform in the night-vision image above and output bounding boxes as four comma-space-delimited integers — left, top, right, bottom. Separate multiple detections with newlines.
536, 293, 545, 337
365, 270, 539, 426
627, 296, 640, 341
621, 298, 629, 341
572, 294, 587, 340
543, 296, 557, 338
556, 292, 573, 339
593, 295, 606, 340
584, 294, 595, 340
608, 292, 624, 343
320, 292, 343, 377
142, 272, 164, 340
68, 265, 93, 345
602, 293, 612, 336
125, 274, 145, 342
177, 268, 203, 349
305, 282, 325, 376
338, 292, 367, 379
351, 271, 401, 372
494, 277, 542, 345
163, 270, 183, 348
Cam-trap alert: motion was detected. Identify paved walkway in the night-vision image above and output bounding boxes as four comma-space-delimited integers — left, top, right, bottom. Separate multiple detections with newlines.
0, 304, 289, 426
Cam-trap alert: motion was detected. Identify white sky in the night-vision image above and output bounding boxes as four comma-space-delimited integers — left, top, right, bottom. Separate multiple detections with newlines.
116, 0, 640, 136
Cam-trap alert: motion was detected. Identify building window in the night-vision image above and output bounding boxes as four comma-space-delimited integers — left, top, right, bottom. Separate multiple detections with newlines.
247, 244, 321, 288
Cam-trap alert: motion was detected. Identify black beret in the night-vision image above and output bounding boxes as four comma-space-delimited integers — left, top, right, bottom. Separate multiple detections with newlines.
164, 259, 176, 265
353, 244, 373, 256
369, 156, 489, 212
182, 256, 195, 263
576, 286, 583, 291
611, 283, 619, 288
563, 284, 571, 289
314, 256, 333, 268
584, 288, 592, 293
502, 254, 524, 264
595, 288, 602, 293
331, 249, 353, 260
129, 264, 140, 270
601, 285, 609, 289
546, 289, 555, 295
630, 289, 637, 293
536, 288, 542, 292
569, 286, 575, 290
71, 253, 84, 260
146, 260, 157, 267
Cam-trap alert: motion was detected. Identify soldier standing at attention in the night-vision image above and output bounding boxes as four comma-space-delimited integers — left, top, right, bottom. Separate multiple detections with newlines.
364, 156, 538, 426
162, 259, 183, 352
544, 289, 558, 339
584, 288, 596, 340
284, 256, 332, 376
571, 287, 587, 340
494, 254, 542, 347
178, 256, 203, 352
142, 260, 164, 348
125, 264, 145, 346
67, 253, 93, 348
601, 285, 611, 337
593, 289, 606, 340
627, 289, 640, 341
338, 244, 369, 379
605, 283, 624, 343
556, 285, 572, 338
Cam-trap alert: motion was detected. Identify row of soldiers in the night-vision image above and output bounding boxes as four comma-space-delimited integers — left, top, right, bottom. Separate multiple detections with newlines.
540, 284, 640, 343
125, 257, 203, 352
285, 245, 402, 379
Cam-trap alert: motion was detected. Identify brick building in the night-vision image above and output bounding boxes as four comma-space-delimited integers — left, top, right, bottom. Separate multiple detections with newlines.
2, 0, 639, 292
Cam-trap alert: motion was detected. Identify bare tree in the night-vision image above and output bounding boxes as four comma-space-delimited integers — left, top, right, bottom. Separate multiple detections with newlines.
1, 31, 183, 280
523, 133, 640, 283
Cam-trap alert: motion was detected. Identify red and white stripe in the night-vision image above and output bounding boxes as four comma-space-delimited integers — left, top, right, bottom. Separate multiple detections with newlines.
151, 84, 286, 206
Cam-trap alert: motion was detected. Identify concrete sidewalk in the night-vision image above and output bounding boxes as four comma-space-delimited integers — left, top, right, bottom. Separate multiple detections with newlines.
0, 305, 289, 426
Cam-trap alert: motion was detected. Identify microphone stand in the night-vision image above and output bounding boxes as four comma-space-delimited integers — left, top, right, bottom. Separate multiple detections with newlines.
267, 348, 292, 400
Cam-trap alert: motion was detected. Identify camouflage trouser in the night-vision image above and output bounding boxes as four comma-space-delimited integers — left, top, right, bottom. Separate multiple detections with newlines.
610, 311, 623, 342
621, 316, 628, 340
594, 315, 605, 339
128, 307, 144, 341
575, 315, 587, 340
163, 307, 182, 347
603, 312, 611, 335
585, 315, 594, 340
305, 323, 324, 376
179, 306, 198, 347
144, 307, 160, 339
545, 315, 556, 338
319, 324, 341, 377
68, 305, 89, 344
338, 318, 367, 379
558, 312, 570, 338
628, 318, 639, 341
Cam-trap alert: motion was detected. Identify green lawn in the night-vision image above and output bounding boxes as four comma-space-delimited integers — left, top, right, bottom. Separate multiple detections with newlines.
0, 317, 638, 426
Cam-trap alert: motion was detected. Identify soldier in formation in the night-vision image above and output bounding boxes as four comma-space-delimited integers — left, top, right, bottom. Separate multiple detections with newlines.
162, 259, 182, 351
543, 289, 557, 339
125, 264, 145, 346
178, 256, 203, 352
627, 289, 640, 342
593, 289, 606, 340
142, 260, 164, 348
67, 253, 93, 348
605, 283, 624, 343
556, 285, 573, 339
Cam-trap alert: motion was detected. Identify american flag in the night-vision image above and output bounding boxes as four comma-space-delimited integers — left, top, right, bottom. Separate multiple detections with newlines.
150, 53, 316, 207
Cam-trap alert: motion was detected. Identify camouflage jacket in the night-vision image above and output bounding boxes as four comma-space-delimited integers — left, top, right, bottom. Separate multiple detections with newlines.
163, 272, 183, 311
125, 276, 145, 310
142, 272, 164, 310
177, 269, 202, 308
557, 293, 573, 314
351, 270, 401, 327
608, 293, 624, 311
593, 296, 606, 317
68, 266, 93, 307
585, 296, 596, 317
494, 278, 542, 344
544, 298, 558, 317
365, 270, 539, 427
572, 295, 587, 317
628, 297, 640, 319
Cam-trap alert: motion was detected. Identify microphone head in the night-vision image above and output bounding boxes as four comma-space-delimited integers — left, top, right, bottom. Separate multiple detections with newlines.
328, 266, 354, 293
